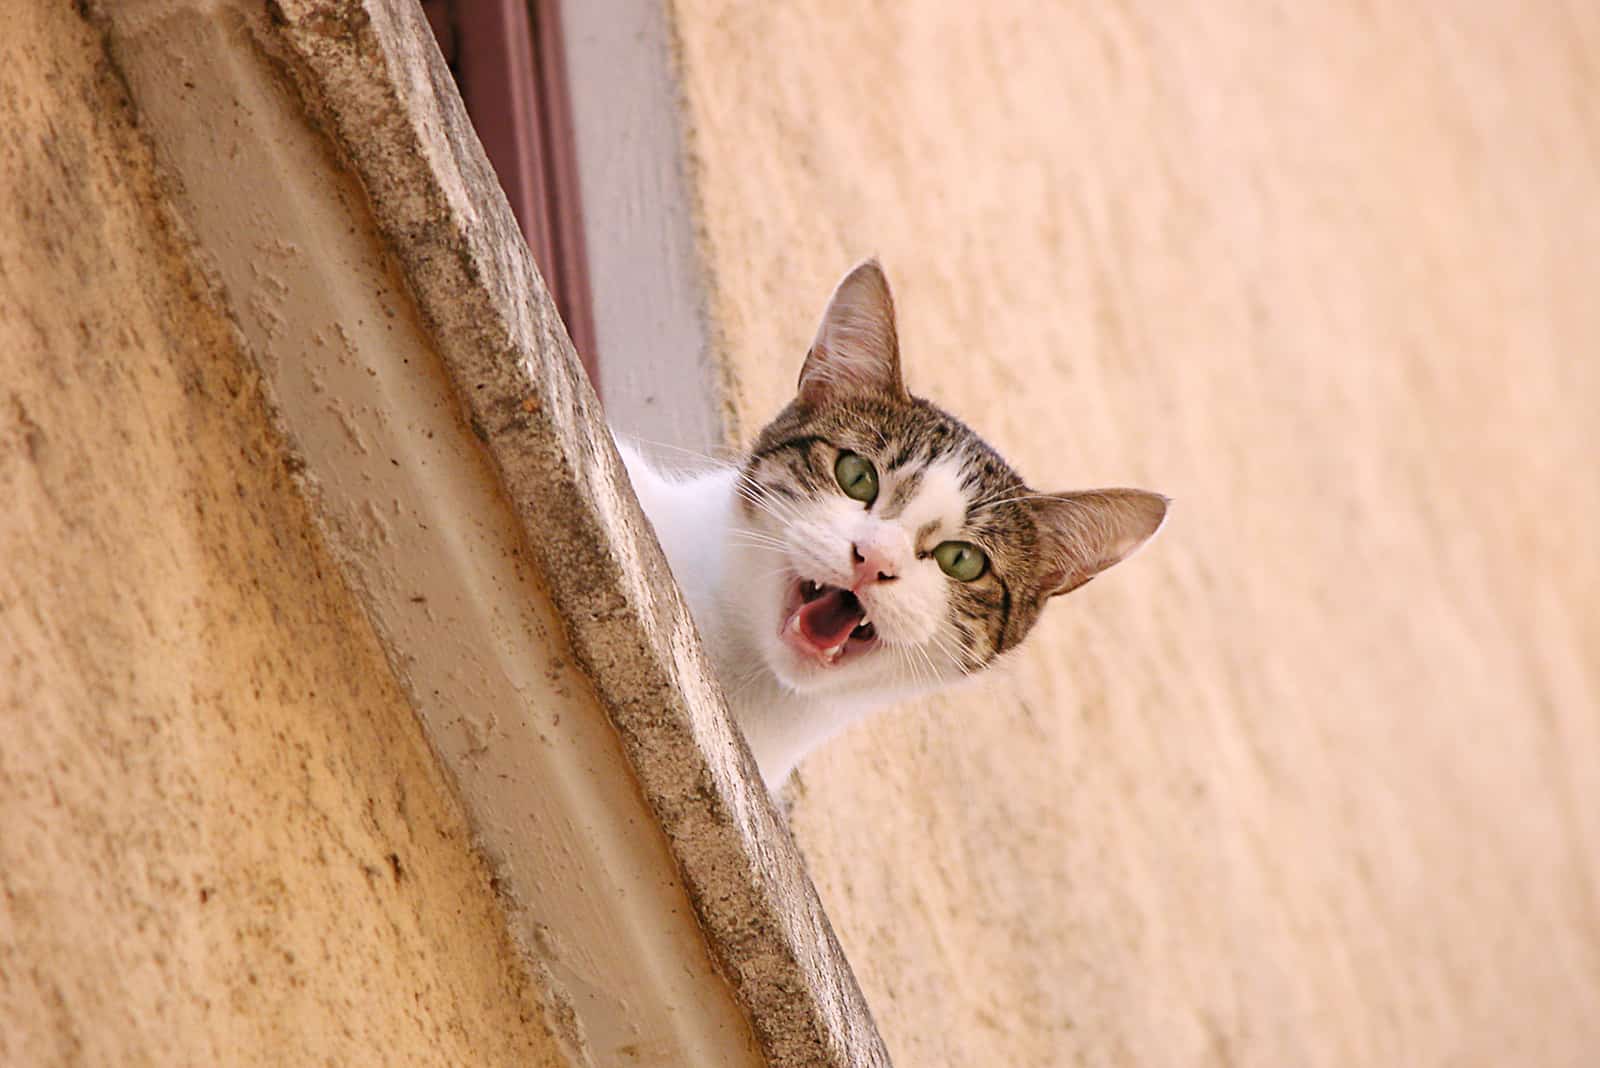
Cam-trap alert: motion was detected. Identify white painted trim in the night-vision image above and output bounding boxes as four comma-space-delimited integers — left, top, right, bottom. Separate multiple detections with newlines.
560, 0, 726, 456
95, 5, 759, 1065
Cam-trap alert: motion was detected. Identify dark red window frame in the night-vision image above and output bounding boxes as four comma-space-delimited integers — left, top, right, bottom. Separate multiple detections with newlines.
424, 0, 599, 391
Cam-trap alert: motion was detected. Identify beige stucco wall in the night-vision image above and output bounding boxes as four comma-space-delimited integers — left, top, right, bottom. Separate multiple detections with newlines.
670, 4, 1600, 1066
0, 7, 571, 1064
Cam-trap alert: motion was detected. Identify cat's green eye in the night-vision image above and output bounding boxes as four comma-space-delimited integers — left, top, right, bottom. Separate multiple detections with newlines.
834, 451, 879, 506
933, 540, 988, 582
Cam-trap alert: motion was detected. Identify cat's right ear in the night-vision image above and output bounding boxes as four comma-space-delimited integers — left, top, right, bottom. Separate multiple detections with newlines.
797, 259, 911, 407
1030, 489, 1170, 600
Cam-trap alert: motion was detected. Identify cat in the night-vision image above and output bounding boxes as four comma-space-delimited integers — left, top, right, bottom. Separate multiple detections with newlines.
616, 260, 1168, 788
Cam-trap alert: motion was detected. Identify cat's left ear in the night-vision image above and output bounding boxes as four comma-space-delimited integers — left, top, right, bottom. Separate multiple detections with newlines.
1030, 489, 1169, 599
797, 259, 911, 406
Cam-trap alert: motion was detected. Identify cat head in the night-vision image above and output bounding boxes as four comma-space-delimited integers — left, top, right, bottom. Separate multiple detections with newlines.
728, 260, 1168, 703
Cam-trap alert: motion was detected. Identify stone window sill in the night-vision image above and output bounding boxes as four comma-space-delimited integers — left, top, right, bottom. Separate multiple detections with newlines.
87, 1, 889, 1064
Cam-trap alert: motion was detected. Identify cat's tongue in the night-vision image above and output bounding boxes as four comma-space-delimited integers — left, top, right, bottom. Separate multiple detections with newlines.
796, 587, 864, 652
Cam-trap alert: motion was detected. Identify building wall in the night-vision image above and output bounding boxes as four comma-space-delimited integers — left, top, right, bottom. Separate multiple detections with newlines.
0, 7, 570, 1065
668, 4, 1600, 1065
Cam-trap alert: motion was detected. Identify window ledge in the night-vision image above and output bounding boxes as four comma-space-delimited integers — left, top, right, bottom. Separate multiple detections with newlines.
89, 1, 890, 1065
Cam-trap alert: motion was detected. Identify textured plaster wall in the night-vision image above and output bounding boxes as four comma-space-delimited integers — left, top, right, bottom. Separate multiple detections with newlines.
0, 6, 569, 1065
669, 4, 1600, 1066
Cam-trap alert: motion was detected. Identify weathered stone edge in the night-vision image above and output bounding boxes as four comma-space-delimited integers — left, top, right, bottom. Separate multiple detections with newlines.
260, 2, 891, 1065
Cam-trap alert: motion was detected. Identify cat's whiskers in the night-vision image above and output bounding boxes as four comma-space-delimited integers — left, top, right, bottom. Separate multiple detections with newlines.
726, 549, 789, 566
969, 490, 1064, 512
899, 643, 940, 692
899, 639, 941, 689
616, 433, 743, 471
735, 484, 804, 529
888, 645, 920, 690
736, 474, 803, 514
914, 642, 948, 686
925, 626, 977, 678
728, 522, 793, 563
743, 566, 800, 586
736, 468, 801, 506
726, 528, 790, 552
729, 553, 794, 578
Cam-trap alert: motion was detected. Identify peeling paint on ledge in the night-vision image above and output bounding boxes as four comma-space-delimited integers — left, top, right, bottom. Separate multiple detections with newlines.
86, 1, 891, 1066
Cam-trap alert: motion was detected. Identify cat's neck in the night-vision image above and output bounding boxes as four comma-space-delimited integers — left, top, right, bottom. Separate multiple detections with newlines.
705, 631, 877, 785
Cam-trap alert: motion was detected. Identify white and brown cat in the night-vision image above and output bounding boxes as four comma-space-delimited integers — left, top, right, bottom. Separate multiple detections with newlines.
617, 261, 1167, 787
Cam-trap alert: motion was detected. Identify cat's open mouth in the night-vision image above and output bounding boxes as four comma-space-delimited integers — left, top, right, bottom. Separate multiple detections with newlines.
780, 578, 880, 666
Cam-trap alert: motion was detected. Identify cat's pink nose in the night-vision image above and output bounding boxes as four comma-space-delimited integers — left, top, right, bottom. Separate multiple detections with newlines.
850, 542, 898, 587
